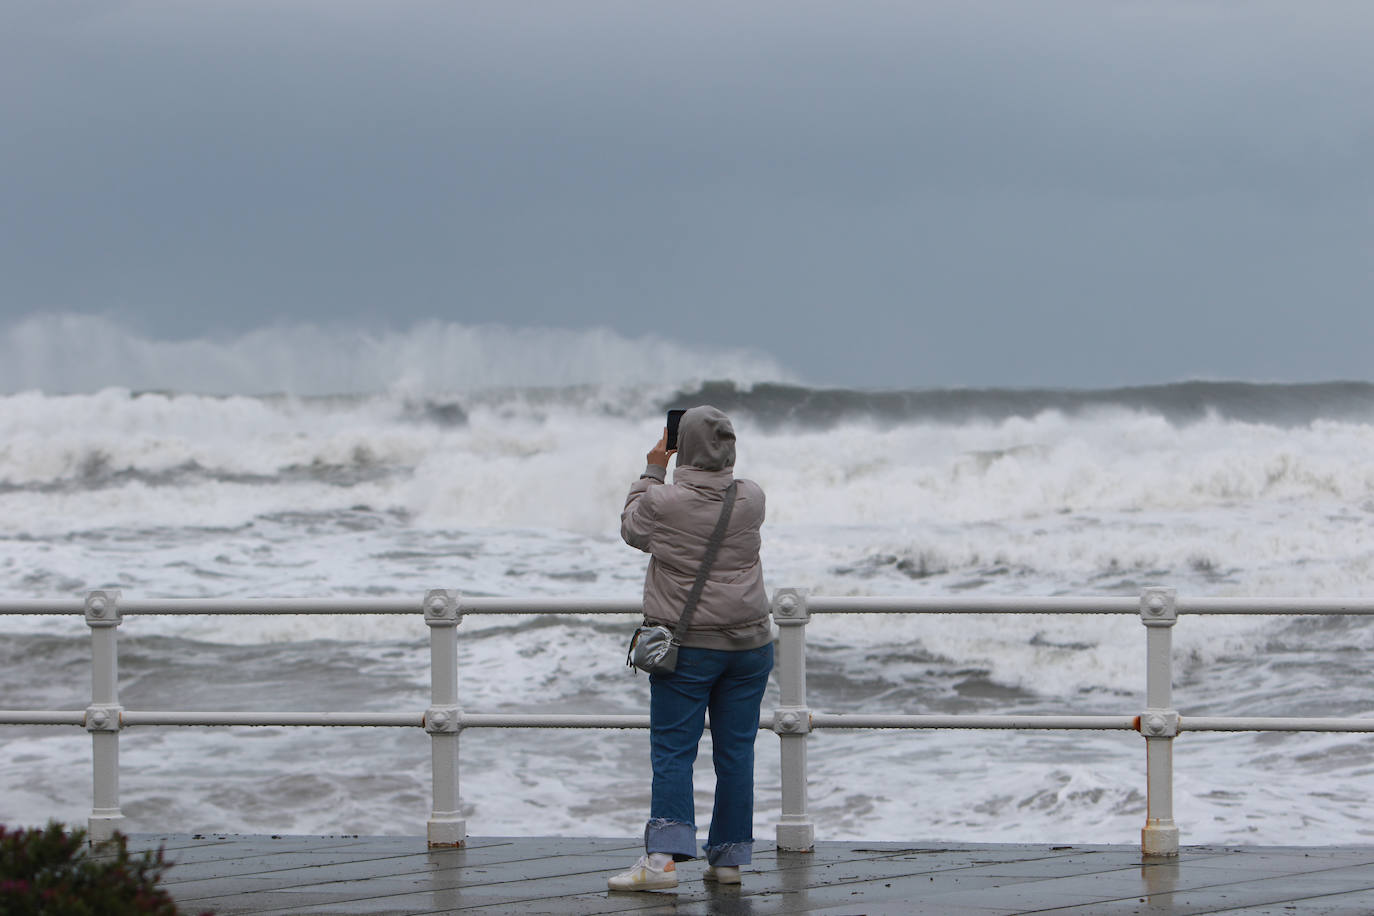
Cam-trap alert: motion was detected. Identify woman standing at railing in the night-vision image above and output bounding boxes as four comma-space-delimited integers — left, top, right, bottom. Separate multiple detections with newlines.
609, 405, 775, 891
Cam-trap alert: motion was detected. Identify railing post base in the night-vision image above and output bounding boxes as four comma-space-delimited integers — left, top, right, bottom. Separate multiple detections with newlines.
88, 809, 125, 845
427, 814, 467, 848
1141, 819, 1179, 857
776, 818, 815, 852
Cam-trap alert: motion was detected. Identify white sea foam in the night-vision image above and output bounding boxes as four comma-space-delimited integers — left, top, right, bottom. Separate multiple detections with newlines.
4, 390, 1373, 528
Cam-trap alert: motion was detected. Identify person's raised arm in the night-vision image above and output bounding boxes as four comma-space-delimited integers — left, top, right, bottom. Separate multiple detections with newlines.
621, 430, 675, 551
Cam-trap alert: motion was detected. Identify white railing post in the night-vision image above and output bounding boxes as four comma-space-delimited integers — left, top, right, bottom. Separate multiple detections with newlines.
771, 587, 815, 851
423, 589, 465, 847
1139, 586, 1180, 856
85, 589, 125, 843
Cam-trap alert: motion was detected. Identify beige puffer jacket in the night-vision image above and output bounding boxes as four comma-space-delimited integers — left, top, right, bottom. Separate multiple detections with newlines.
620, 407, 772, 651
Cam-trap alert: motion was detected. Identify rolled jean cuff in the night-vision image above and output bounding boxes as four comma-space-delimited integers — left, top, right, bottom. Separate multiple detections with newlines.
645, 818, 697, 861
705, 840, 753, 867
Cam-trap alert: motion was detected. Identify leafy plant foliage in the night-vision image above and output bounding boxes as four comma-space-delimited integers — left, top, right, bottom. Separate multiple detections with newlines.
0, 822, 210, 915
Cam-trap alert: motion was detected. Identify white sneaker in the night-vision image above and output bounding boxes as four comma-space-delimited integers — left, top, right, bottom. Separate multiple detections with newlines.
607, 855, 678, 891
705, 865, 741, 884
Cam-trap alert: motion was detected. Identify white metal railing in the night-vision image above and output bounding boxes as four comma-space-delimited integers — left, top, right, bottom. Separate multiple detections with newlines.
4, 587, 1374, 855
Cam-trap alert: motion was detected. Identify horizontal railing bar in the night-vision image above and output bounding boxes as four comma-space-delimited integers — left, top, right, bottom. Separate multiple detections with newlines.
810, 714, 1138, 730
126, 712, 718, 730
6, 596, 1374, 617
0, 711, 88, 726
461, 598, 643, 614
459, 714, 651, 729
123, 711, 422, 727
806, 597, 1140, 614
0, 598, 647, 615
1176, 598, 1374, 615
113, 598, 422, 615
119, 597, 646, 615
0, 599, 421, 615
1182, 716, 1374, 732
0, 600, 86, 614
17, 710, 1374, 734
810, 597, 1374, 615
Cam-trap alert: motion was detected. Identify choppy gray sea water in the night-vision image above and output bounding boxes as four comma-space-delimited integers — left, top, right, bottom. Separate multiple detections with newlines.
4, 374, 1374, 846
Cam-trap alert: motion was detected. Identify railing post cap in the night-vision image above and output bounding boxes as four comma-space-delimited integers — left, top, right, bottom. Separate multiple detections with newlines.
773, 705, 812, 735
424, 589, 462, 626
1138, 709, 1180, 738
424, 704, 462, 734
85, 590, 122, 627
1140, 587, 1177, 627
772, 588, 810, 624
85, 704, 124, 732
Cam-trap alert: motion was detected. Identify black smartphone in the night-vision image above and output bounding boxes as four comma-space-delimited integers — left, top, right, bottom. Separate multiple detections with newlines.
665, 409, 687, 451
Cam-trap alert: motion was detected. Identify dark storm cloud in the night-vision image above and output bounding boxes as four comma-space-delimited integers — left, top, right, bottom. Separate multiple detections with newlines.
2, 1, 1371, 386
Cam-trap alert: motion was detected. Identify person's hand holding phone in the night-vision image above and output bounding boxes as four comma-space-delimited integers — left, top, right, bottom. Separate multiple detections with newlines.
647, 430, 675, 469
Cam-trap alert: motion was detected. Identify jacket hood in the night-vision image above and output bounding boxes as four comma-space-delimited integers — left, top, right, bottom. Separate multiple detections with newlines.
676, 405, 736, 471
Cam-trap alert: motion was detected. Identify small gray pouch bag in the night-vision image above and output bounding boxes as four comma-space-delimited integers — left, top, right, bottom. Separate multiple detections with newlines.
627, 481, 738, 675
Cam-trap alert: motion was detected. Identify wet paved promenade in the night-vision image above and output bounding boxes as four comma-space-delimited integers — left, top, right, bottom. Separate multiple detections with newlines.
130, 833, 1374, 915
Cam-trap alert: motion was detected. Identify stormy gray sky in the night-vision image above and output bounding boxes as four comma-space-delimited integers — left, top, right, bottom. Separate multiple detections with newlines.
3, 1, 1371, 389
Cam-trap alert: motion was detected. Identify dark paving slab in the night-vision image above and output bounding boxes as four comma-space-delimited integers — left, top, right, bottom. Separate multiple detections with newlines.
127, 835, 1374, 915
1206, 889, 1374, 916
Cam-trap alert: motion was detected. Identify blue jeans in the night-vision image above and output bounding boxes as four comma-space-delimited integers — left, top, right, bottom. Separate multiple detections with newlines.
644, 642, 774, 866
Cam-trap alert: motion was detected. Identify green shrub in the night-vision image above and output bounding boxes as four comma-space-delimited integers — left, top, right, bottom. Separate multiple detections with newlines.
0, 822, 210, 916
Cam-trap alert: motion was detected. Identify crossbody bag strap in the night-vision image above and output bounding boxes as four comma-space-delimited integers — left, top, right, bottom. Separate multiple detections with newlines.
672, 480, 738, 646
